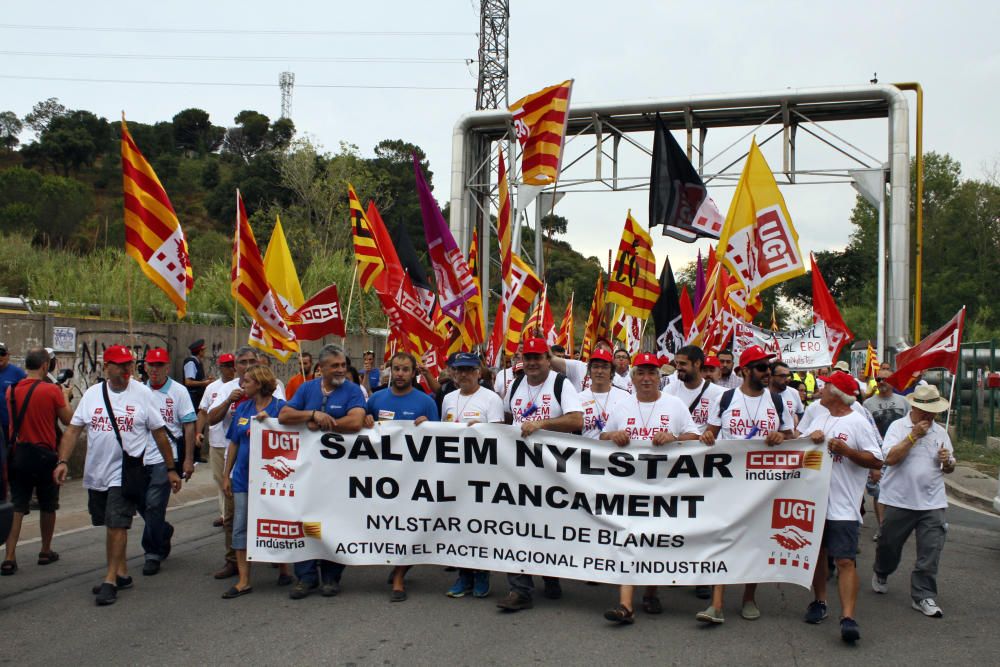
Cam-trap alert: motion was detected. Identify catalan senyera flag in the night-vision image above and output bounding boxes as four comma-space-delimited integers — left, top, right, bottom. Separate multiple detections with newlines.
606, 211, 660, 319
503, 254, 543, 355
717, 138, 805, 300
527, 283, 557, 345
497, 148, 513, 283
347, 184, 384, 291
459, 229, 486, 348
863, 341, 879, 379
249, 215, 305, 361
557, 293, 574, 355
121, 115, 193, 318
485, 298, 506, 367
509, 79, 573, 186
232, 191, 297, 350
580, 273, 605, 361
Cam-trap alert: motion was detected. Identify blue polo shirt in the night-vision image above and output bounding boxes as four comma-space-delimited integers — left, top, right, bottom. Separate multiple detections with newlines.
0, 363, 27, 431
366, 387, 439, 422
286, 378, 366, 419
225, 396, 285, 493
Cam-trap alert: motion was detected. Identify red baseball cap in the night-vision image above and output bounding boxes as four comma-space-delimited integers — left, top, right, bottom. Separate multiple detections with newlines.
588, 349, 613, 364
632, 352, 660, 368
218, 353, 235, 364
522, 338, 549, 355
818, 370, 858, 396
657, 353, 671, 366
145, 348, 169, 364
103, 345, 135, 364
738, 345, 776, 367
703, 355, 721, 369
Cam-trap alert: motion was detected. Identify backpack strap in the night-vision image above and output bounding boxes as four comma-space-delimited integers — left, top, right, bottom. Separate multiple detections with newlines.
101, 381, 125, 451
768, 390, 785, 428
687, 380, 711, 414
554, 372, 567, 405
717, 387, 736, 417
9, 380, 41, 446
507, 373, 525, 413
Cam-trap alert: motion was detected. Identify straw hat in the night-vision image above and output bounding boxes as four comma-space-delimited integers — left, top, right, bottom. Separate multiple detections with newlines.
905, 384, 950, 413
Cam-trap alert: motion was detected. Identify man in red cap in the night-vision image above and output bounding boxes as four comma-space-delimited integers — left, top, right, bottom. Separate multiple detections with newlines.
52, 345, 181, 606
599, 351, 701, 624
578, 349, 630, 440
138, 348, 196, 576
196, 353, 236, 528
796, 370, 884, 643
696, 344, 793, 625
497, 337, 583, 612
701, 356, 721, 384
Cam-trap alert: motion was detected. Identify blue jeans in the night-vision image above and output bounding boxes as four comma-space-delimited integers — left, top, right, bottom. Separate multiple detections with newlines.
137, 462, 172, 561
294, 559, 346, 586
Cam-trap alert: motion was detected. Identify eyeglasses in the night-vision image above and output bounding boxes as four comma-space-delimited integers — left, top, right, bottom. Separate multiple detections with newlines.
773, 373, 791, 379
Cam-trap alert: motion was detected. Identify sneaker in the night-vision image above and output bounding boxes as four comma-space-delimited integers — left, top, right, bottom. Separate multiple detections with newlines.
320, 580, 341, 597
871, 573, 888, 594
741, 600, 761, 620
912, 598, 943, 618
641, 595, 663, 615
695, 605, 725, 624
804, 600, 828, 624
95, 582, 117, 606
162, 524, 174, 560
446, 577, 472, 598
92, 575, 133, 594
542, 580, 562, 600
142, 559, 161, 576
694, 585, 712, 600
390, 589, 407, 602
472, 572, 491, 598
213, 562, 238, 579
496, 591, 533, 611
872, 530, 880, 542
603, 604, 635, 625
289, 580, 318, 600
840, 617, 861, 642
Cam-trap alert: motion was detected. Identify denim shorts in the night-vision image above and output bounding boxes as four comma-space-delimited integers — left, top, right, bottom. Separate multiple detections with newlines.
88, 487, 136, 529
821, 519, 860, 560
232, 492, 249, 550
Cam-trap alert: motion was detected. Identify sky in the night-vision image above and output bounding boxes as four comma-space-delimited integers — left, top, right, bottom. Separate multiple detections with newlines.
2, 0, 998, 279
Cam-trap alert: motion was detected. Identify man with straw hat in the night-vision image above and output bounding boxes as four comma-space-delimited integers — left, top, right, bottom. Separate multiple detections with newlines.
871, 384, 956, 619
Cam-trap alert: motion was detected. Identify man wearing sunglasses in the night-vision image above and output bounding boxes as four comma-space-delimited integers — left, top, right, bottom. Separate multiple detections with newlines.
770, 360, 804, 429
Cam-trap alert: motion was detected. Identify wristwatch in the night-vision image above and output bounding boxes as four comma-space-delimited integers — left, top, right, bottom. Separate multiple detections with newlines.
57, 460, 68, 466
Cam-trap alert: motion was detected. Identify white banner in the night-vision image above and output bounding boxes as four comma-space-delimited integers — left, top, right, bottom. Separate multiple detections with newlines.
248, 421, 831, 588
732, 320, 833, 370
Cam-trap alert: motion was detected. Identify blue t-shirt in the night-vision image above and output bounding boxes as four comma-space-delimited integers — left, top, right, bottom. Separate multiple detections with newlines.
366, 388, 439, 422
366, 368, 381, 392
225, 396, 285, 494
286, 378, 366, 419
0, 364, 28, 431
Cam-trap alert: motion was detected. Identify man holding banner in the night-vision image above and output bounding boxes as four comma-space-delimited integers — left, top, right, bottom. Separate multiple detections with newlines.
599, 352, 700, 624
278, 345, 367, 600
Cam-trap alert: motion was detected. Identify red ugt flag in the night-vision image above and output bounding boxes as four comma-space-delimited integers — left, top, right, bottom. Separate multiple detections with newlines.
886, 307, 965, 392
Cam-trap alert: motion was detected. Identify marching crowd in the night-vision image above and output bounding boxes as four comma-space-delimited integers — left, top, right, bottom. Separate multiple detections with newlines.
0, 336, 955, 644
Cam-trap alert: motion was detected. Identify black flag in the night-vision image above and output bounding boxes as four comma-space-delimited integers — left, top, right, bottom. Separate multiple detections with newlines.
651, 256, 685, 356
648, 114, 716, 242
390, 221, 437, 313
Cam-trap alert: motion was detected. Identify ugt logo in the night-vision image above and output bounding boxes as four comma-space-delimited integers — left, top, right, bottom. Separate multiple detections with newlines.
261, 430, 299, 483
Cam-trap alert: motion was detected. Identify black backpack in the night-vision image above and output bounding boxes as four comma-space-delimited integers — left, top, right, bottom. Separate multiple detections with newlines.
717, 387, 785, 424
508, 372, 580, 435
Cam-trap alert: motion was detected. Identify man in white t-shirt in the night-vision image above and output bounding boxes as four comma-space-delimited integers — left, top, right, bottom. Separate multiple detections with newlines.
440, 352, 504, 600
550, 338, 613, 393
139, 348, 196, 576
611, 348, 634, 393
872, 384, 955, 619
53, 345, 181, 606
769, 360, 804, 428
599, 351, 700, 625
697, 345, 793, 625
664, 345, 726, 435
578, 349, 631, 439
492, 356, 522, 400
497, 338, 583, 613
197, 353, 236, 527
796, 370, 884, 643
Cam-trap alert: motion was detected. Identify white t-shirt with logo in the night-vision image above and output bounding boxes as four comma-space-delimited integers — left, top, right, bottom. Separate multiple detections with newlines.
664, 380, 726, 434
507, 370, 583, 424
199, 378, 230, 448
563, 359, 589, 392
879, 417, 953, 511
493, 368, 518, 400
797, 408, 884, 521
145, 378, 196, 465
441, 386, 505, 424
602, 393, 700, 441
612, 371, 634, 394
579, 385, 631, 439
71, 379, 166, 491
778, 386, 804, 425
708, 388, 793, 439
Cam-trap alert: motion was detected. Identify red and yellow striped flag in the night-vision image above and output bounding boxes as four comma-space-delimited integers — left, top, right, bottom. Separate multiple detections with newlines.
503, 255, 543, 355
121, 115, 193, 317
458, 229, 486, 347
557, 293, 574, 354
606, 211, 660, 319
232, 191, 297, 350
509, 79, 573, 186
497, 148, 513, 282
580, 274, 605, 361
347, 184, 384, 291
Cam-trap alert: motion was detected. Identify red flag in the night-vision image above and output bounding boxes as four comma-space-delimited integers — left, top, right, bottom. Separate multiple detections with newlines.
485, 299, 506, 367
886, 308, 965, 392
810, 253, 853, 360
289, 284, 346, 339
557, 293, 574, 354
679, 284, 695, 338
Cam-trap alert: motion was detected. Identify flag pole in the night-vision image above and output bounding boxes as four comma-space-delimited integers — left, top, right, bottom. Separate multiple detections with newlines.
232, 295, 238, 350
342, 263, 359, 346
125, 259, 135, 344
944, 370, 957, 433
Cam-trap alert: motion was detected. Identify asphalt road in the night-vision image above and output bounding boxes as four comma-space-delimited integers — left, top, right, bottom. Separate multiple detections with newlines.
2, 498, 998, 666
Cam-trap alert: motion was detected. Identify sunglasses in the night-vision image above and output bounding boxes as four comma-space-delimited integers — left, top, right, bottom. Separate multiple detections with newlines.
749, 363, 770, 372
0, 350, 7, 356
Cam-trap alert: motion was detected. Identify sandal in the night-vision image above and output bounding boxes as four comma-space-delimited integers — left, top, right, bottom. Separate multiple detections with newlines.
221, 585, 253, 599
37, 551, 60, 566
642, 595, 663, 614
0, 560, 17, 576
603, 603, 635, 624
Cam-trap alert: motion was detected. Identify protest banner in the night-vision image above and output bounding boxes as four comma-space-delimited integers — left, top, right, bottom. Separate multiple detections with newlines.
732, 319, 833, 369
248, 421, 831, 588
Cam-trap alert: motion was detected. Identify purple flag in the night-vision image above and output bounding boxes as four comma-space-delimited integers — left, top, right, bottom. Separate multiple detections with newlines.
412, 153, 478, 322
694, 249, 706, 309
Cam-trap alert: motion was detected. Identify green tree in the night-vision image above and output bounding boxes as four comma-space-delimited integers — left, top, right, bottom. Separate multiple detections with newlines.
23, 97, 67, 135
0, 111, 22, 151
540, 213, 568, 237
172, 108, 224, 154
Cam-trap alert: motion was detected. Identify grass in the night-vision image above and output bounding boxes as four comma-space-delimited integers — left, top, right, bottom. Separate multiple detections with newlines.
953, 439, 1000, 476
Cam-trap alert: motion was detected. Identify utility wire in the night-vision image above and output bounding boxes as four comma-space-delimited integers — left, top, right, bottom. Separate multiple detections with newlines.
0, 73, 471, 91
0, 23, 474, 37
0, 50, 474, 64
